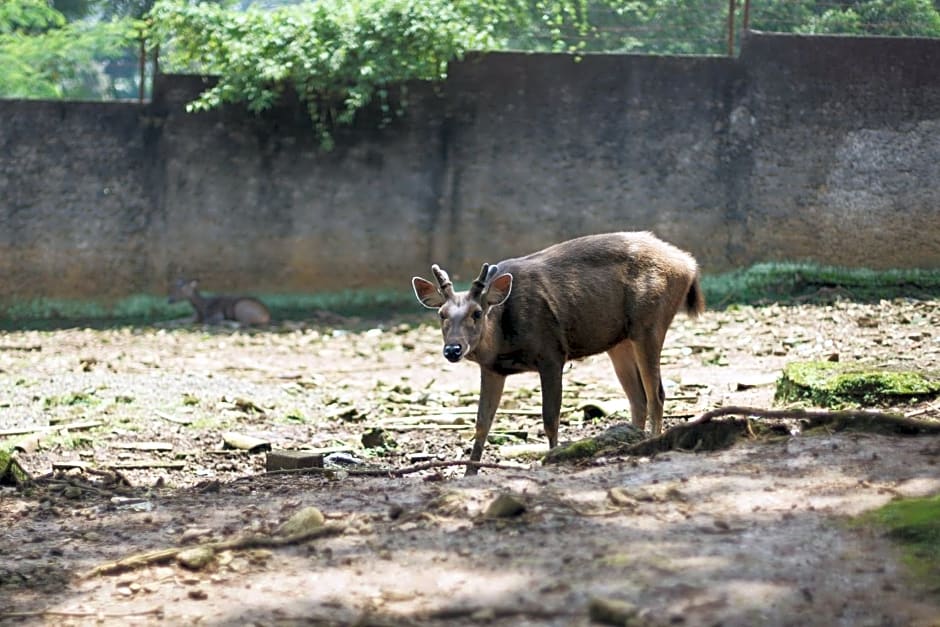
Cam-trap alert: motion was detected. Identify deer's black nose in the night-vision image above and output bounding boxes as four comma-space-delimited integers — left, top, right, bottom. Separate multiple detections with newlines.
443, 344, 463, 362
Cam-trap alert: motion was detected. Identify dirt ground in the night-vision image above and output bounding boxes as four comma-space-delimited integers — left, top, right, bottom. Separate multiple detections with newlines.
1, 297, 939, 626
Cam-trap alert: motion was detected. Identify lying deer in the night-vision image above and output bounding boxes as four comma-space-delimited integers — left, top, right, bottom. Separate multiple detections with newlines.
168, 279, 271, 326
412, 232, 704, 474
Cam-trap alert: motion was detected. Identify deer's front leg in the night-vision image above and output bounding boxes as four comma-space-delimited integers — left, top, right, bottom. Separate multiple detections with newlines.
467, 368, 506, 475
538, 363, 564, 449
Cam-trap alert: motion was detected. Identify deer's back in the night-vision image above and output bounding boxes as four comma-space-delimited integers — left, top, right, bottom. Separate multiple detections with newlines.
495, 232, 698, 359
208, 296, 271, 326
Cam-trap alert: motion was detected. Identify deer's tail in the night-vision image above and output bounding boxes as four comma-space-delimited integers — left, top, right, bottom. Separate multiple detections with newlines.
685, 275, 706, 317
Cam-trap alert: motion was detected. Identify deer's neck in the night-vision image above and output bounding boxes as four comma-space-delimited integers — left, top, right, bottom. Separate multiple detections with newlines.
187, 290, 209, 319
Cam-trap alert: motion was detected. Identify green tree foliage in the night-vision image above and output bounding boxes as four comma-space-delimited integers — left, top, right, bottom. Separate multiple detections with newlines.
1, 0, 66, 34
149, 0, 493, 148
144, 0, 940, 144
4, 0, 940, 111
0, 0, 138, 99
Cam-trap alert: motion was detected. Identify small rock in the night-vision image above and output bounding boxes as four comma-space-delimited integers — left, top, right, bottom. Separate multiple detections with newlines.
177, 545, 216, 571
179, 528, 213, 544
275, 506, 325, 536
187, 588, 208, 600
248, 549, 273, 565
324, 452, 364, 466
361, 428, 386, 449
608, 487, 636, 507
588, 596, 638, 625
265, 449, 324, 471
116, 585, 135, 597
484, 493, 526, 518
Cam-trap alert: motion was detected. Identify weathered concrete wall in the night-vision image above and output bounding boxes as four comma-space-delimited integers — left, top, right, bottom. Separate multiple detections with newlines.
0, 100, 160, 299
739, 34, 940, 269
148, 75, 449, 297
1, 32, 938, 302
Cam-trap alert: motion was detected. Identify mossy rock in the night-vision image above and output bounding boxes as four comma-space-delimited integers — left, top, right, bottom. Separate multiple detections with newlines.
0, 450, 31, 486
853, 495, 940, 598
544, 423, 645, 464
775, 361, 940, 408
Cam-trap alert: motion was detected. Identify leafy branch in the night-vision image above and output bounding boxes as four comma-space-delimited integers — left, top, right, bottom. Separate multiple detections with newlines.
148, 0, 494, 149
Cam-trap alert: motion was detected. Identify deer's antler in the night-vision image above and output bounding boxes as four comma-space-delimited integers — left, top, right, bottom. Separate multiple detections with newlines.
469, 263, 492, 300
431, 264, 455, 299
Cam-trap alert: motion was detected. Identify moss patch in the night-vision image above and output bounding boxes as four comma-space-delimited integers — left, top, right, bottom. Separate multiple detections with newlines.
544, 423, 645, 464
702, 263, 940, 307
854, 495, 940, 597
0, 450, 31, 486
775, 361, 940, 408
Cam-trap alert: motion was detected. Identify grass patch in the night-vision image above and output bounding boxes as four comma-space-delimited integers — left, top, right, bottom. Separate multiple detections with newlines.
854, 495, 940, 597
1, 263, 939, 329
43, 391, 100, 408
701, 263, 940, 308
0, 288, 418, 330
776, 361, 940, 408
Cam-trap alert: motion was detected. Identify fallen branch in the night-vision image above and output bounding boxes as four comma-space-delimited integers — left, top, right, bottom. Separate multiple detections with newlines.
260, 459, 524, 478
107, 461, 186, 470
154, 410, 193, 425
906, 400, 940, 419
0, 420, 102, 438
81, 522, 345, 579
0, 344, 41, 352
0, 608, 163, 621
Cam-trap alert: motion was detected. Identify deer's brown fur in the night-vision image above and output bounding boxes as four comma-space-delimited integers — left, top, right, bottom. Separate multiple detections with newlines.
413, 232, 704, 474
168, 279, 271, 326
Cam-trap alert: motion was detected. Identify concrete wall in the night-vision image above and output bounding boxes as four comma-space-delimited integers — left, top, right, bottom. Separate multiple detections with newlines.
739, 35, 940, 269
1, 32, 939, 302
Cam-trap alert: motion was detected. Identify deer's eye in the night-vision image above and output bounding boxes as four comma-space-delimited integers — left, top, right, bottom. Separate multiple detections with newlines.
438, 310, 447, 320
472, 310, 483, 321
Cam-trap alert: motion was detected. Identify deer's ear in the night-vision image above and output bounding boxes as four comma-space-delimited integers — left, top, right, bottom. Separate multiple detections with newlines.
484, 273, 512, 307
413, 277, 446, 309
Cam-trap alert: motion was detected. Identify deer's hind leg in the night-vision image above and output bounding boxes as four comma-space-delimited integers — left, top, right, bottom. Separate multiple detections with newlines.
607, 340, 649, 431
632, 328, 668, 436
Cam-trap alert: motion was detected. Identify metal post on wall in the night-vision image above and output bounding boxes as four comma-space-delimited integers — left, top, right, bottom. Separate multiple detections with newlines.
727, 0, 737, 56
138, 37, 146, 103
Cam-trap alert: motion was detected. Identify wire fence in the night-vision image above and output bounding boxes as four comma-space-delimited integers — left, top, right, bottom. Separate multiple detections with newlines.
499, 0, 940, 56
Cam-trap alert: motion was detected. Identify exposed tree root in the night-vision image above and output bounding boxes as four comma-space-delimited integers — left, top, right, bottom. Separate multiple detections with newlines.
692, 405, 940, 435
619, 418, 751, 456
614, 405, 940, 457
424, 604, 578, 622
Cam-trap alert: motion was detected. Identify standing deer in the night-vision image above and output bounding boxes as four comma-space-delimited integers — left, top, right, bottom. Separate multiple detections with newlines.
168, 279, 271, 326
412, 232, 704, 474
